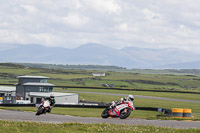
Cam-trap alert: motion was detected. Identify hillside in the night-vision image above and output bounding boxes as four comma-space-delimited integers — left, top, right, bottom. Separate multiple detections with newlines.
0, 43, 200, 69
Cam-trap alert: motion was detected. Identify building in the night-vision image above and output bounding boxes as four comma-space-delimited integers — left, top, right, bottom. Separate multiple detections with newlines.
16, 76, 55, 101
0, 86, 16, 104
0, 75, 79, 104
92, 73, 105, 76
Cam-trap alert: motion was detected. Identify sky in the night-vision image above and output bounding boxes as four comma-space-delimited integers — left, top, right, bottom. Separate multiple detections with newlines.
0, 0, 200, 52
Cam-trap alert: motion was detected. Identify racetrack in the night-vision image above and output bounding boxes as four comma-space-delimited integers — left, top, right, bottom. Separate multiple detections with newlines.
0, 110, 199, 129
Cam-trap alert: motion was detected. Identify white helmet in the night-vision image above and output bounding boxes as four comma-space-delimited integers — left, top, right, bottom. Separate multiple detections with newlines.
50, 94, 54, 98
128, 95, 134, 101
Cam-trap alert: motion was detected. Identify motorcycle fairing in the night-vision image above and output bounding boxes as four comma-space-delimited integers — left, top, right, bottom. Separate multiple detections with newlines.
42, 100, 50, 107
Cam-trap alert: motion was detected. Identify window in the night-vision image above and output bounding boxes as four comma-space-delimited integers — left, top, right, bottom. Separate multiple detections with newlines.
31, 97, 33, 103
39, 87, 44, 92
40, 79, 47, 83
39, 87, 50, 92
6, 96, 11, 100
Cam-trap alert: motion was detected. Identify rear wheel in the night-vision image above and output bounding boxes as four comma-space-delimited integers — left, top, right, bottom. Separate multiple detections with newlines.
101, 109, 109, 118
120, 108, 131, 119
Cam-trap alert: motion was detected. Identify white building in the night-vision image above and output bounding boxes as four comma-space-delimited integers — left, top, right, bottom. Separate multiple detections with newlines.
92, 73, 105, 76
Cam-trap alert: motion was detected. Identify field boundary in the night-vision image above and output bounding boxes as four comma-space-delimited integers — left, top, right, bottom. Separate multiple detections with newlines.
1, 84, 200, 94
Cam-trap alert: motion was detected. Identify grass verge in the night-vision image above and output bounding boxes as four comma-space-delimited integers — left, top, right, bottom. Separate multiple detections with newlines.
0, 120, 200, 133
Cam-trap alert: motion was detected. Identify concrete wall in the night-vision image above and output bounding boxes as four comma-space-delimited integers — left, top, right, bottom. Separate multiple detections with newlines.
55, 94, 79, 104
28, 94, 79, 104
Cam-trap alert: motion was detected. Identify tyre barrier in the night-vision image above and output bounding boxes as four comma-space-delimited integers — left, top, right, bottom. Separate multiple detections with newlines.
172, 108, 192, 118
172, 108, 183, 118
183, 109, 192, 118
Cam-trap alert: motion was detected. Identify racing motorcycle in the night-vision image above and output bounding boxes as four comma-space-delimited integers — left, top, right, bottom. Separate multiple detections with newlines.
101, 101, 134, 119
35, 100, 50, 116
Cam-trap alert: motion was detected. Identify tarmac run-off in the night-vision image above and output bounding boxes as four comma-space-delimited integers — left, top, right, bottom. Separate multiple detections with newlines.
0, 110, 199, 129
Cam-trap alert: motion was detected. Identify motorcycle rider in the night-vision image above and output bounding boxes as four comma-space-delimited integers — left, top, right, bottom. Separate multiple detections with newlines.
44, 94, 56, 113
124, 95, 135, 110
122, 95, 134, 103
110, 95, 135, 110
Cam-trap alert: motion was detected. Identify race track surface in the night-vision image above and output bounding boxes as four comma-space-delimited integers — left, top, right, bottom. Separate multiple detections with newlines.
0, 110, 199, 129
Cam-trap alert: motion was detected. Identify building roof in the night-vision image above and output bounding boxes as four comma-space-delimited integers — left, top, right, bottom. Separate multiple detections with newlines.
0, 86, 16, 92
17, 76, 49, 79
23, 82, 55, 86
29, 92, 77, 97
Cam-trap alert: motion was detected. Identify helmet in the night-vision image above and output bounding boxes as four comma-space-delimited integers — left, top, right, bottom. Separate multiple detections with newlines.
50, 94, 54, 99
128, 95, 134, 101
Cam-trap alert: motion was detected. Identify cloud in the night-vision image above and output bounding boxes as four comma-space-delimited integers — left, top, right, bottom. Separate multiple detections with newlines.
62, 13, 89, 27
85, 0, 122, 15
20, 4, 37, 13
0, 0, 200, 53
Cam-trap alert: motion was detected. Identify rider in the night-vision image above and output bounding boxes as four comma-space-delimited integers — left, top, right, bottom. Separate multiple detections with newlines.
44, 94, 56, 113
124, 95, 135, 110
111, 95, 135, 110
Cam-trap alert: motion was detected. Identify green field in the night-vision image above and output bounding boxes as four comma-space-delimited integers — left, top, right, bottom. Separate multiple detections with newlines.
0, 63, 200, 92
1, 120, 199, 133
54, 88, 200, 101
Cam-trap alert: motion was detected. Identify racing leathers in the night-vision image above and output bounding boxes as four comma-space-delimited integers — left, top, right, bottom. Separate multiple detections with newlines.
44, 97, 55, 113
110, 97, 135, 111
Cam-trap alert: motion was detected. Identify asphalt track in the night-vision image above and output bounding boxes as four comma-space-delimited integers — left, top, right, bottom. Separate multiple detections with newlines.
0, 110, 199, 129
57, 90, 200, 103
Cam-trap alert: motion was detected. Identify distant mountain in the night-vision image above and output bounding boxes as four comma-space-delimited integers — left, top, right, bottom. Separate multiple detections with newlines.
0, 43, 199, 69
121, 46, 200, 68
158, 61, 200, 69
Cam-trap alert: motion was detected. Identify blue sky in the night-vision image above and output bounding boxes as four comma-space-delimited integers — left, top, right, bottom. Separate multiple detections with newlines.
0, 0, 200, 53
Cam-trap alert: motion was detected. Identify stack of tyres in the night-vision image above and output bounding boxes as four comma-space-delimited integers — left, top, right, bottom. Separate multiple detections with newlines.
172, 108, 192, 118
183, 109, 192, 118
172, 108, 183, 118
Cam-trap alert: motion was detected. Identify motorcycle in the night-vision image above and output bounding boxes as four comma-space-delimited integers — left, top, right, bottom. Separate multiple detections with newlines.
101, 102, 134, 119
35, 100, 51, 116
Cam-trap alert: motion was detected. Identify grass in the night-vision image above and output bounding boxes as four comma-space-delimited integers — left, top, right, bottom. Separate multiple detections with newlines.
54, 87, 200, 101
0, 120, 200, 133
0, 121, 200, 133
1, 63, 200, 92
77, 93, 200, 114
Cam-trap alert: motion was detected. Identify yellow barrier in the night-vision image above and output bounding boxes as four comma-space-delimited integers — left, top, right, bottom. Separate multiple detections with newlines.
172, 108, 183, 118
172, 108, 192, 118
183, 109, 192, 118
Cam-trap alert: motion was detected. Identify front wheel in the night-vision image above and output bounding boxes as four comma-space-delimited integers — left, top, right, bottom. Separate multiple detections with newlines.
120, 108, 131, 119
36, 106, 44, 116
101, 109, 109, 118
